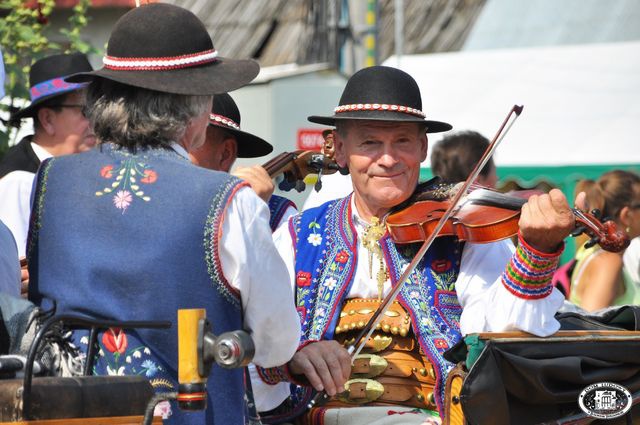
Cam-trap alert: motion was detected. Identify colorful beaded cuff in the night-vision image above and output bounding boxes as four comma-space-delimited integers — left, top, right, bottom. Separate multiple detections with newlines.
501, 233, 562, 300
256, 364, 293, 385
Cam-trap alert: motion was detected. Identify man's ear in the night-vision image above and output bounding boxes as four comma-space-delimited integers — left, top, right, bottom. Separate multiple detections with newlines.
333, 129, 348, 169
420, 133, 429, 162
219, 137, 238, 173
37, 108, 56, 136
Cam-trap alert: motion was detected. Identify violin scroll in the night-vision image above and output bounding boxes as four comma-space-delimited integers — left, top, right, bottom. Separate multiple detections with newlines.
574, 208, 630, 253
262, 129, 346, 193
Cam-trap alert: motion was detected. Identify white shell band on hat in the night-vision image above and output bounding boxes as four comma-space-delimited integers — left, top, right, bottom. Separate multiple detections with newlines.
103, 49, 218, 71
334, 103, 426, 118
209, 113, 240, 130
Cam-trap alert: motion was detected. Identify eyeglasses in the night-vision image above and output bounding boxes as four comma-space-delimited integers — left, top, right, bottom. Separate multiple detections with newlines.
49, 104, 87, 117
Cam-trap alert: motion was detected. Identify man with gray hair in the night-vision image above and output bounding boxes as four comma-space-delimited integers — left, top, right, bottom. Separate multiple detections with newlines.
26, 4, 299, 424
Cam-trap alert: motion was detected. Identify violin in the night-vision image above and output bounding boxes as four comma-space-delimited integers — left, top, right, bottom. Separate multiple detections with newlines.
386, 183, 630, 253
261, 129, 347, 192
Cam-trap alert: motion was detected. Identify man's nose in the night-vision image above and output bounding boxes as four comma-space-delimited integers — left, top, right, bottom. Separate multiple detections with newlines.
377, 147, 399, 168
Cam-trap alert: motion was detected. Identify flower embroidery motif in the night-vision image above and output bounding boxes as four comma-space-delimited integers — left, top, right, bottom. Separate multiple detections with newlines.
102, 328, 128, 354
141, 359, 159, 377
140, 169, 157, 184
100, 165, 113, 178
316, 307, 326, 318
307, 220, 322, 246
434, 338, 449, 349
323, 277, 337, 290
107, 365, 126, 376
335, 250, 349, 263
307, 233, 322, 246
296, 271, 312, 287
154, 401, 172, 420
96, 157, 156, 213
113, 190, 132, 212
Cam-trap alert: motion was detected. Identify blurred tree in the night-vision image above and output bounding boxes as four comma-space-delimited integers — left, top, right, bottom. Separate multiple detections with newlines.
0, 0, 98, 159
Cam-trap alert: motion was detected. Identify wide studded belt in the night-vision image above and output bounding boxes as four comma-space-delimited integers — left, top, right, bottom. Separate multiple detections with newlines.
329, 298, 437, 410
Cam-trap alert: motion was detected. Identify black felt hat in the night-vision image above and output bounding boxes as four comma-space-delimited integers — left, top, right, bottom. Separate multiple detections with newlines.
308, 65, 452, 133
67, 3, 259, 95
11, 53, 93, 120
209, 93, 273, 158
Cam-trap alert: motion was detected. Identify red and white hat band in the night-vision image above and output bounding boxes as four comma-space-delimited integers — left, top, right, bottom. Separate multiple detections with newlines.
334, 103, 425, 118
209, 113, 240, 130
103, 49, 218, 71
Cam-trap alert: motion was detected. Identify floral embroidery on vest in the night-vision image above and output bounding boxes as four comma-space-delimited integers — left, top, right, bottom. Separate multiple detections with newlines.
293, 195, 463, 418
95, 155, 158, 213
80, 328, 174, 420
293, 198, 357, 342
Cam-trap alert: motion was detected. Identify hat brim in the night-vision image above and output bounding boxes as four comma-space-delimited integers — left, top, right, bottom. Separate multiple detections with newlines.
308, 110, 452, 134
66, 57, 259, 96
214, 125, 273, 158
10, 87, 86, 121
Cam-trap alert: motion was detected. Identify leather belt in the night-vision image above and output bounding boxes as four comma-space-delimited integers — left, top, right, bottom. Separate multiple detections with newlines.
326, 377, 436, 409
330, 298, 437, 410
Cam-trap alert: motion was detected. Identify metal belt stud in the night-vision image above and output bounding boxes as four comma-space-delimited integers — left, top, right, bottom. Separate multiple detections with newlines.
337, 379, 384, 404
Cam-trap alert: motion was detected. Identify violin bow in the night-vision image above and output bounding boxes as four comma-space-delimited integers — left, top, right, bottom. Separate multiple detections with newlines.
307, 104, 523, 408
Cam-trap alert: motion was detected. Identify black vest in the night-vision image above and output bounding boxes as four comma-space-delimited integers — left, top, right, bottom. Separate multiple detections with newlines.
0, 136, 40, 178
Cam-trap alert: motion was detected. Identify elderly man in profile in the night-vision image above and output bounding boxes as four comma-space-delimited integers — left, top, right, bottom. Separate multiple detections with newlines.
26, 4, 299, 424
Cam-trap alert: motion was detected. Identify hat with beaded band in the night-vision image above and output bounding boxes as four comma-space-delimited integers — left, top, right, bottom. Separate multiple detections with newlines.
209, 93, 273, 158
66, 3, 259, 95
308, 65, 452, 133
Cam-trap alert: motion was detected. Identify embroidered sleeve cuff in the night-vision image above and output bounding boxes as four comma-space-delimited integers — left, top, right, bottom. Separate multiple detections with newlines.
256, 364, 294, 385
501, 232, 562, 300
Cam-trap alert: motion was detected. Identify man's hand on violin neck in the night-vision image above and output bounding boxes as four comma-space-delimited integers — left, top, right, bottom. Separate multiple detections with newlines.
519, 189, 575, 253
288, 340, 351, 396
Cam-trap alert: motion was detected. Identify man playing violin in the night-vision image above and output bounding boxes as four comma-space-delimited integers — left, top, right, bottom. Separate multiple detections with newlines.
189, 93, 296, 231
255, 65, 583, 425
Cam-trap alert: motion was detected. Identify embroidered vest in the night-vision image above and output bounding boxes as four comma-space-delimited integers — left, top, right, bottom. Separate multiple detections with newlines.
290, 195, 463, 417
28, 143, 246, 425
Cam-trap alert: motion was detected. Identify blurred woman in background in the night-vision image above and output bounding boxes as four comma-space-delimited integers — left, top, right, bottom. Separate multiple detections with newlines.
570, 170, 640, 311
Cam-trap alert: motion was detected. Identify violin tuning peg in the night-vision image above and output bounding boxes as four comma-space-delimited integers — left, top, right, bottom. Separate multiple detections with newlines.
295, 180, 306, 193
278, 179, 294, 192
584, 237, 599, 249
590, 209, 601, 219
338, 166, 350, 176
570, 225, 586, 237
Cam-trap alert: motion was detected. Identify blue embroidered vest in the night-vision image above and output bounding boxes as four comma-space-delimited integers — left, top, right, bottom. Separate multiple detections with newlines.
28, 143, 246, 425
289, 196, 463, 417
